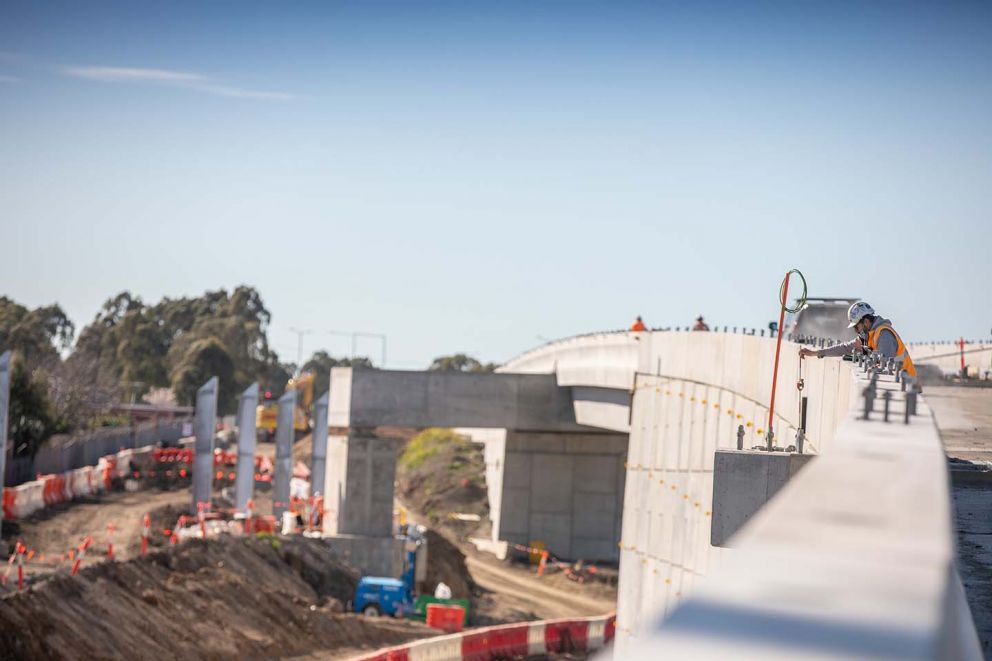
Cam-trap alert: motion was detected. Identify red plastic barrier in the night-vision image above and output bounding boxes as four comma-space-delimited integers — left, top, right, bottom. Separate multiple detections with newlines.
2, 488, 15, 520
462, 623, 527, 660
604, 614, 616, 644
545, 619, 589, 653
427, 604, 465, 633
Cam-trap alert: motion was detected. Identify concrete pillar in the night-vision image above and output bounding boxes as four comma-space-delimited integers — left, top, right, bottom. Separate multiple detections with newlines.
192, 377, 218, 512
273, 390, 295, 519
323, 432, 398, 537
234, 382, 258, 512
310, 391, 329, 498
0, 351, 10, 512
495, 431, 627, 562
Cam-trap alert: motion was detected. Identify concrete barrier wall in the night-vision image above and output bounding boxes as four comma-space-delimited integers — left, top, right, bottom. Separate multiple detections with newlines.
614, 332, 854, 646
909, 341, 992, 377
502, 330, 975, 657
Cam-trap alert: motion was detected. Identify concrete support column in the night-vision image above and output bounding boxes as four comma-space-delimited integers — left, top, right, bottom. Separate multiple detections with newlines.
192, 377, 218, 512
495, 431, 628, 562
273, 390, 296, 519
234, 383, 258, 512
322, 432, 398, 537
310, 391, 329, 498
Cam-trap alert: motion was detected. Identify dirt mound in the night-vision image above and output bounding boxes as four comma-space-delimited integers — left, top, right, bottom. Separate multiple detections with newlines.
0, 535, 434, 661
396, 429, 488, 535
423, 529, 472, 600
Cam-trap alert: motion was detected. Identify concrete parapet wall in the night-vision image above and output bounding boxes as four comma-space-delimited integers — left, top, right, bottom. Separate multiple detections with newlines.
909, 341, 992, 377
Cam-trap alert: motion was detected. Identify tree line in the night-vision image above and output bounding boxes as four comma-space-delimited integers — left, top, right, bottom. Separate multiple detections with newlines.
2, 288, 496, 458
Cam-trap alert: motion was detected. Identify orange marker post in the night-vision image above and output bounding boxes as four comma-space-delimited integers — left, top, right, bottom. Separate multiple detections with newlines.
766, 272, 791, 450
106, 523, 117, 560
141, 514, 151, 556
245, 499, 254, 535
16, 542, 25, 591
537, 550, 549, 577
71, 537, 92, 576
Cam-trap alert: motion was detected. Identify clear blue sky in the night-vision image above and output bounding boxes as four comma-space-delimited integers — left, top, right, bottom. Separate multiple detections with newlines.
1, 1, 990, 368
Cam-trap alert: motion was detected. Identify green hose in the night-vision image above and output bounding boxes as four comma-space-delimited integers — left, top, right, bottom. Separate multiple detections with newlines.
779, 268, 808, 313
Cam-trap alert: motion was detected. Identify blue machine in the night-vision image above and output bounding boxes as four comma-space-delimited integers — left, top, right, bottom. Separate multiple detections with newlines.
353, 532, 421, 617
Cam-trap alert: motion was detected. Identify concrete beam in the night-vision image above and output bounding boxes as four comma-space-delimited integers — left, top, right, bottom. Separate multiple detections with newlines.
273, 390, 295, 519
328, 367, 593, 432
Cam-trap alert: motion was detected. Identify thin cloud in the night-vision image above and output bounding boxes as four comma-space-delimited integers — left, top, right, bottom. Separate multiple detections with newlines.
62, 65, 295, 101
63, 66, 206, 83
0, 75, 20, 83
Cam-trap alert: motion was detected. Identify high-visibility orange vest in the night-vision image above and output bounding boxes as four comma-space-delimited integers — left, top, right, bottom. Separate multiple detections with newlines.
868, 323, 917, 378
630, 320, 647, 332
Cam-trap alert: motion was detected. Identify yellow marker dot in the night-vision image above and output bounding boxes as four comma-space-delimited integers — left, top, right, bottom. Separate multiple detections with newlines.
664, 579, 671, 584
705, 511, 712, 516
746, 422, 753, 428
701, 399, 707, 404
714, 403, 720, 409
736, 414, 743, 419
666, 391, 671, 396
727, 410, 733, 416
678, 393, 684, 398
690, 396, 695, 402
659, 479, 665, 485
683, 494, 689, 500
757, 429, 764, 435
694, 501, 700, 507
623, 462, 629, 468
671, 485, 677, 490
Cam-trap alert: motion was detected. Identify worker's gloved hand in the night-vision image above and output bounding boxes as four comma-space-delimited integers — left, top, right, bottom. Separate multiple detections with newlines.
799, 348, 818, 358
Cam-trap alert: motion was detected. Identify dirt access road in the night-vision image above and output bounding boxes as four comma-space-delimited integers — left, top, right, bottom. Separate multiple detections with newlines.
466, 555, 614, 620
3, 488, 190, 578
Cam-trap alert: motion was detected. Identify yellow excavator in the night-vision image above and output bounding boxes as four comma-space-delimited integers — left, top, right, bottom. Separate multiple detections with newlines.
256, 371, 315, 442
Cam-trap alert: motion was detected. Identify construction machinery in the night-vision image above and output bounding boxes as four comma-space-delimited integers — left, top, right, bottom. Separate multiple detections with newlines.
255, 372, 315, 442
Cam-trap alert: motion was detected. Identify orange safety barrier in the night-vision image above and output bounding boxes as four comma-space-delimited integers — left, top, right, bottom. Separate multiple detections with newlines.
426, 603, 466, 633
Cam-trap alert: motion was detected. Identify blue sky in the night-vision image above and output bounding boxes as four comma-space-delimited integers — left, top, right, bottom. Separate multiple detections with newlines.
1, 1, 990, 368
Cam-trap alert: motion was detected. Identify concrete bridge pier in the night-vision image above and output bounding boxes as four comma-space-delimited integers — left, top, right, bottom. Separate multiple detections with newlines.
491, 431, 627, 563
321, 430, 405, 577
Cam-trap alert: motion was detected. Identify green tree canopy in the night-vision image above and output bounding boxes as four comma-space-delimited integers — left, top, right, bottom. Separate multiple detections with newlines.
301, 350, 375, 396
170, 337, 236, 412
429, 353, 498, 372
6, 356, 59, 457
0, 297, 74, 369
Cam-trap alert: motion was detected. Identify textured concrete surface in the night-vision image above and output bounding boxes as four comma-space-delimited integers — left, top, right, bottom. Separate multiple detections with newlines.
710, 450, 814, 547
323, 433, 399, 537
325, 534, 406, 578
328, 367, 591, 432
497, 432, 627, 562
952, 483, 992, 657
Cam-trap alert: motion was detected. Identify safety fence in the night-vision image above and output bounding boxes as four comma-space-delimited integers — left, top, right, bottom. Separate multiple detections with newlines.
4, 418, 190, 487
350, 612, 616, 661
2, 444, 276, 522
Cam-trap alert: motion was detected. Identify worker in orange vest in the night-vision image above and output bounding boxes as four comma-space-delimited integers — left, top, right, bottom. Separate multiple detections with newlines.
799, 302, 917, 378
630, 316, 647, 332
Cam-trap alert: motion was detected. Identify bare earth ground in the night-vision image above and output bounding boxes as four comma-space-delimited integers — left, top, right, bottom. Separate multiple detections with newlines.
0, 535, 436, 661
926, 385, 992, 656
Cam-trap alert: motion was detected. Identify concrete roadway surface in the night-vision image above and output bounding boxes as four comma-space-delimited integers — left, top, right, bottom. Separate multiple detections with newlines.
926, 385, 992, 655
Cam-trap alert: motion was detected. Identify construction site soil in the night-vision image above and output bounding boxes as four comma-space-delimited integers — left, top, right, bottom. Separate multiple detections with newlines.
0, 535, 435, 661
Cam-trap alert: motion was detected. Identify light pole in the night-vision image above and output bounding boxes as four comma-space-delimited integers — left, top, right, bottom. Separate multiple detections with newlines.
288, 327, 313, 374
326, 330, 388, 367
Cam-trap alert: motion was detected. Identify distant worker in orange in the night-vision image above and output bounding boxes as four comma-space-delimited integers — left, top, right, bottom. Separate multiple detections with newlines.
799, 302, 917, 379
630, 316, 647, 332
692, 316, 710, 331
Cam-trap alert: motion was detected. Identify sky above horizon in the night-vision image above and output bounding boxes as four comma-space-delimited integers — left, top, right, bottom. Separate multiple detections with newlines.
2, 1, 990, 368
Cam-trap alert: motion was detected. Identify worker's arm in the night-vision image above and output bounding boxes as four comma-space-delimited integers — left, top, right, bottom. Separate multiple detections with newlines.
799, 337, 861, 358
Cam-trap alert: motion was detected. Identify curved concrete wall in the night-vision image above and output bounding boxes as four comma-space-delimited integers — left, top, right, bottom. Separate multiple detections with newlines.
502, 330, 977, 658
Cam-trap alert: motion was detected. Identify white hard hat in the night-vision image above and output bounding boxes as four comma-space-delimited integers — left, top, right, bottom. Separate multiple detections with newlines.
847, 301, 875, 328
